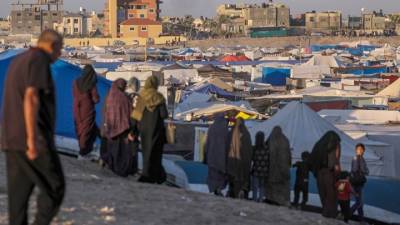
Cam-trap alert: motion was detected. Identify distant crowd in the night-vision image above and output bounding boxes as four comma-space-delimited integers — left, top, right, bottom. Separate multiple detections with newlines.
204, 116, 369, 223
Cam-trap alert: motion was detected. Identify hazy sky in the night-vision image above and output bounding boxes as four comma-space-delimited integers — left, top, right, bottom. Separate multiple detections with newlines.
2, 0, 400, 18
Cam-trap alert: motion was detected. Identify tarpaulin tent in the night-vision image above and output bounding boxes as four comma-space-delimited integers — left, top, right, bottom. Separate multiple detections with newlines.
219, 55, 250, 62
191, 83, 236, 99
262, 67, 291, 86
0, 49, 111, 139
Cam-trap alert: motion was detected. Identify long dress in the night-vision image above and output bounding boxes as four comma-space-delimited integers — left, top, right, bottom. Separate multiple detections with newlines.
73, 81, 99, 156
139, 103, 168, 184
205, 115, 230, 194
265, 127, 291, 206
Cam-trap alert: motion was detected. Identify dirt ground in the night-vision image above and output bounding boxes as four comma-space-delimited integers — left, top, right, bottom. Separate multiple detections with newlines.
0, 152, 347, 225
187, 36, 400, 49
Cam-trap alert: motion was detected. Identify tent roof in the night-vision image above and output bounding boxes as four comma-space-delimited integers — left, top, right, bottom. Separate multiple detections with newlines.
191, 83, 235, 99
248, 101, 380, 164
304, 55, 346, 68
318, 109, 400, 125
291, 64, 331, 79
377, 77, 400, 98
220, 55, 250, 62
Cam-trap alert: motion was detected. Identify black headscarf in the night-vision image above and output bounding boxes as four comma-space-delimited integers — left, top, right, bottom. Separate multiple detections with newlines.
309, 131, 341, 175
77, 65, 97, 93
254, 131, 265, 150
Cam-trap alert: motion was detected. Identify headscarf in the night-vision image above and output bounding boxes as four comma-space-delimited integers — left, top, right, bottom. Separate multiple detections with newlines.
227, 118, 253, 182
309, 131, 341, 175
104, 78, 132, 139
127, 77, 141, 94
267, 126, 291, 182
254, 131, 265, 151
132, 76, 165, 121
76, 64, 97, 93
205, 113, 229, 172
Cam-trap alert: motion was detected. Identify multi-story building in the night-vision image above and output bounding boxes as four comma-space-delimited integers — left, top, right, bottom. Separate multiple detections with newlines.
362, 11, 386, 33
10, 0, 63, 35
0, 17, 10, 33
216, 4, 247, 18
243, 3, 290, 29
347, 16, 362, 30
104, 0, 162, 38
305, 11, 342, 33
120, 18, 162, 38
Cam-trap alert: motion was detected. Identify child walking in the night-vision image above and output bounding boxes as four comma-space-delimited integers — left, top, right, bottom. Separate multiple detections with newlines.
336, 171, 354, 223
293, 151, 310, 209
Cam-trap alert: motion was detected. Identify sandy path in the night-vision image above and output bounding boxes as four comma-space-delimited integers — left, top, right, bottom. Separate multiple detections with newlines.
0, 152, 346, 225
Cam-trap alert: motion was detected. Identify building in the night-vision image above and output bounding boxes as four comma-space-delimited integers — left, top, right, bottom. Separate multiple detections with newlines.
90, 12, 105, 36
104, 0, 162, 38
0, 17, 10, 33
362, 11, 386, 34
120, 18, 162, 39
216, 4, 247, 18
305, 11, 342, 33
10, 0, 63, 35
243, 3, 290, 29
347, 16, 362, 30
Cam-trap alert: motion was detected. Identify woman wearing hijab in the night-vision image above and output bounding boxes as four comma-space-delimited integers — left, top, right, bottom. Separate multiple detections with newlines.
309, 131, 341, 218
205, 113, 230, 196
251, 131, 269, 202
132, 76, 168, 184
265, 126, 291, 206
101, 78, 136, 177
73, 64, 100, 158
226, 118, 252, 199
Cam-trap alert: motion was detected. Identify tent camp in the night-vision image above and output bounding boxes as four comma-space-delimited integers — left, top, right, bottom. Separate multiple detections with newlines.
0, 49, 111, 147
248, 101, 385, 176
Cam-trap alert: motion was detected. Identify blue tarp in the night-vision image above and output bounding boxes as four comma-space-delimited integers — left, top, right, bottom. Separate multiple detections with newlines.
262, 67, 291, 86
192, 83, 235, 99
343, 67, 388, 76
176, 161, 400, 215
0, 49, 112, 139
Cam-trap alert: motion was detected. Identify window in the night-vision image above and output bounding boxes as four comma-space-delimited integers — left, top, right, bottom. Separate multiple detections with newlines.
43, 13, 48, 16
74, 28, 79, 33
16, 13, 21, 16
35, 15, 41, 20
53, 13, 58, 16
130, 27, 135, 31
74, 19, 79, 24
67, 19, 71, 23
28, 13, 33, 16
129, 14, 134, 18
310, 17, 315, 22
141, 26, 147, 31
140, 14, 145, 18
149, 9, 154, 13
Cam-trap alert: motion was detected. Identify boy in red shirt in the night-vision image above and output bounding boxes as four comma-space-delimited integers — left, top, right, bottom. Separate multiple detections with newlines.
336, 171, 355, 223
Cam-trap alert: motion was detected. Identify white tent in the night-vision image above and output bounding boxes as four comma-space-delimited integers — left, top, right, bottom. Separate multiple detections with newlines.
248, 101, 384, 176
318, 109, 400, 125
304, 55, 346, 68
377, 78, 400, 98
291, 65, 331, 79
106, 71, 154, 84
163, 69, 199, 85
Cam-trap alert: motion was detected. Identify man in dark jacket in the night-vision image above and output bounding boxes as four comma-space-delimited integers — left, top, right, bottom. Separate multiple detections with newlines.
1, 30, 65, 225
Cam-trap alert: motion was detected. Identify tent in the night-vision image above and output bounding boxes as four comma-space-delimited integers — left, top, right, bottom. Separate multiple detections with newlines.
219, 55, 250, 62
248, 101, 384, 176
261, 66, 291, 86
191, 83, 236, 99
377, 77, 400, 98
0, 49, 111, 139
304, 55, 346, 68
291, 65, 331, 79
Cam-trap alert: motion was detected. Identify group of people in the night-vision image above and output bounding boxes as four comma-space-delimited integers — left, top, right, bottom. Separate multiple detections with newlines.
72, 64, 169, 183
205, 115, 369, 223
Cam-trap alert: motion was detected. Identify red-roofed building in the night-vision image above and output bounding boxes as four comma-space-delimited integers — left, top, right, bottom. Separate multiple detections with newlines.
120, 18, 162, 38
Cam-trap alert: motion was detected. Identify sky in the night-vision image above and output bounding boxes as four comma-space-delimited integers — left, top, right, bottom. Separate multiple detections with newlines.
1, 0, 400, 18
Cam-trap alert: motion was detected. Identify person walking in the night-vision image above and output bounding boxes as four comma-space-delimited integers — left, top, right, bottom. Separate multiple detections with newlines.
309, 131, 341, 218
73, 64, 100, 159
132, 76, 168, 184
251, 131, 269, 202
226, 118, 252, 199
265, 126, 291, 206
1, 30, 65, 225
351, 143, 369, 222
101, 78, 137, 177
205, 113, 230, 196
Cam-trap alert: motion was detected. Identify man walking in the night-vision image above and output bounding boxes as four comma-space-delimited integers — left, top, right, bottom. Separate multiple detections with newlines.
1, 30, 65, 225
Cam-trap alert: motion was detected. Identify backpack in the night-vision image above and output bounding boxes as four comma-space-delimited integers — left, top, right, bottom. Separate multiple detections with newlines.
350, 158, 367, 186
